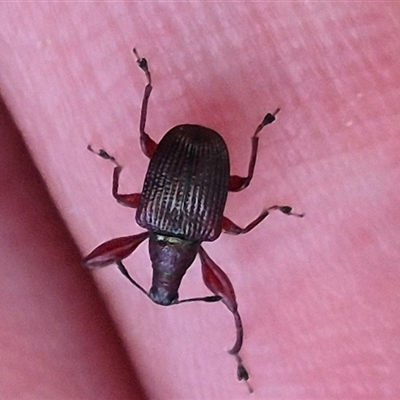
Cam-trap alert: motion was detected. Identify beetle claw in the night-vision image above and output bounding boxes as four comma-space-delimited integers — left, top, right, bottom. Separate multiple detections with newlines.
133, 48, 149, 71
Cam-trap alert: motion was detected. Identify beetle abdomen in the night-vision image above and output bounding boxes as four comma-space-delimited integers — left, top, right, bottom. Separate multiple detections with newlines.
136, 124, 230, 241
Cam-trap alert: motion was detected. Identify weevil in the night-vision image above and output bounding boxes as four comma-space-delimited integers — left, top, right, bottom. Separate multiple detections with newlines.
83, 49, 303, 392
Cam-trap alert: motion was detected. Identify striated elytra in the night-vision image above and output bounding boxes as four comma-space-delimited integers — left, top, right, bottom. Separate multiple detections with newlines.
83, 49, 303, 392
137, 124, 229, 242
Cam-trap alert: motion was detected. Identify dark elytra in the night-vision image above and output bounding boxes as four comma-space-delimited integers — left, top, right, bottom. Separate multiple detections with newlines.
83, 49, 303, 393
137, 124, 229, 242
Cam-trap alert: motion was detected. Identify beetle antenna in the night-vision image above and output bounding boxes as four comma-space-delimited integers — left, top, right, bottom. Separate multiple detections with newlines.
87, 145, 121, 168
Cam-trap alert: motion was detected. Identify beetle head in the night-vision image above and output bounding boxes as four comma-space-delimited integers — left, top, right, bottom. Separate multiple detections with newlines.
149, 286, 178, 306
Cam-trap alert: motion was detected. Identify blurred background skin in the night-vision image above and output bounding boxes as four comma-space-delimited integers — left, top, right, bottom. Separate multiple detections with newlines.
0, 3, 399, 400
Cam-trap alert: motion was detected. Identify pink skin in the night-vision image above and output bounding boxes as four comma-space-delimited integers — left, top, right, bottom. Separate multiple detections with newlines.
0, 3, 399, 400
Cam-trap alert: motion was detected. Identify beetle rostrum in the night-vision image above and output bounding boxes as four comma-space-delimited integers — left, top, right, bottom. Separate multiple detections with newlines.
83, 48, 304, 392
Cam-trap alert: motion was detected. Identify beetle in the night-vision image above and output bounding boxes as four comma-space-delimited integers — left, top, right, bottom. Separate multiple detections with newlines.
83, 49, 303, 391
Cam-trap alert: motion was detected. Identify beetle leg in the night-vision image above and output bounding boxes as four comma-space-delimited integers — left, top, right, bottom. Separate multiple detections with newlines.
228, 108, 280, 192
175, 295, 222, 304
87, 145, 141, 208
223, 205, 304, 235
133, 48, 157, 158
117, 261, 149, 297
83, 233, 150, 298
198, 246, 251, 386
83, 232, 149, 268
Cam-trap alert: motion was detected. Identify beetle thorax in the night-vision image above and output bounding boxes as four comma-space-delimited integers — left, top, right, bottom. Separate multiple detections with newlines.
148, 233, 199, 305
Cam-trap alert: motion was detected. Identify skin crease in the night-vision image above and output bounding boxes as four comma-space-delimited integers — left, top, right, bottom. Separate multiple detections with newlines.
0, 3, 399, 400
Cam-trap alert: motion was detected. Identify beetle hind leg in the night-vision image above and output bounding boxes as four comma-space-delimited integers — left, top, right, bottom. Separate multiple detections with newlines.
198, 246, 251, 388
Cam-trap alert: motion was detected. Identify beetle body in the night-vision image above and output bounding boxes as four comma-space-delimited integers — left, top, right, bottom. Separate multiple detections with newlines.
83, 49, 303, 391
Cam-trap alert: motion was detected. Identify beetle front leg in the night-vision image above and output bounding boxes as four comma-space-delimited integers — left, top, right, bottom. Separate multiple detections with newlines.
198, 246, 252, 391
175, 295, 222, 304
229, 108, 280, 192
87, 146, 141, 208
223, 205, 304, 235
133, 48, 157, 158
83, 232, 150, 298
83, 232, 149, 268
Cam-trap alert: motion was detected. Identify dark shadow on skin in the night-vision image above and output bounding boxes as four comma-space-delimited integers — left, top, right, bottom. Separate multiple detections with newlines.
0, 93, 150, 400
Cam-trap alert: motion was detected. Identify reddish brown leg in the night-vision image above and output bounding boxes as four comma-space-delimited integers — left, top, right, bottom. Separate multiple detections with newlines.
223, 205, 304, 235
87, 146, 141, 208
133, 48, 157, 158
198, 246, 253, 393
116, 260, 149, 297
83, 232, 149, 268
83, 232, 150, 297
229, 108, 280, 192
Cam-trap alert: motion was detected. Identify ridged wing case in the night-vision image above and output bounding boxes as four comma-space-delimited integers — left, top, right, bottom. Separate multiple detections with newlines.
136, 124, 230, 241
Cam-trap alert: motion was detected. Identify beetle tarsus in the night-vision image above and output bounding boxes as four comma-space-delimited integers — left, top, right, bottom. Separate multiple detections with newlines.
254, 108, 280, 137
87, 145, 121, 168
222, 204, 303, 236
133, 48, 148, 70
270, 205, 305, 218
272, 107, 280, 116
262, 112, 276, 126
176, 295, 222, 304
235, 355, 248, 380
237, 364, 249, 381
137, 56, 148, 71
133, 47, 151, 86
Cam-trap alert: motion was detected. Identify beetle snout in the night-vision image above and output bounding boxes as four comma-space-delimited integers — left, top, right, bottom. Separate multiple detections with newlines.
149, 286, 178, 306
